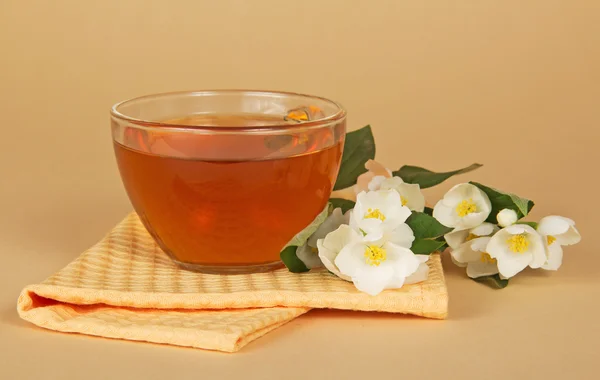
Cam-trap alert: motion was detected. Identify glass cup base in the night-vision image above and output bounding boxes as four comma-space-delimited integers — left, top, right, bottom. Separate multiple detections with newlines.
171, 258, 285, 274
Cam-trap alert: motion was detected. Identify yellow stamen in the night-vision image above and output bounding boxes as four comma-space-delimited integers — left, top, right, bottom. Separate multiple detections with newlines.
507, 234, 530, 253
364, 208, 386, 221
400, 196, 408, 206
311, 246, 319, 255
480, 252, 497, 264
456, 199, 478, 217
364, 245, 387, 266
547, 235, 556, 245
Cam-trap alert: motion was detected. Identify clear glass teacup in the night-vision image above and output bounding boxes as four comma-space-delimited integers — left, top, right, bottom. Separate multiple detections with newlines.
111, 90, 346, 274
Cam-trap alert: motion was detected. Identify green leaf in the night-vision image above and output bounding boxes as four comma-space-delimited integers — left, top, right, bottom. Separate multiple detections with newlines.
393, 163, 483, 189
519, 221, 539, 229
410, 239, 447, 255
406, 212, 453, 239
333, 125, 376, 190
329, 198, 356, 213
284, 205, 329, 248
470, 182, 535, 223
423, 206, 434, 216
280, 246, 309, 273
472, 274, 509, 289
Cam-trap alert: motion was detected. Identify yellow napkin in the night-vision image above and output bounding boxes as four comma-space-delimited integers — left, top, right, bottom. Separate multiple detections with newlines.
18, 213, 448, 352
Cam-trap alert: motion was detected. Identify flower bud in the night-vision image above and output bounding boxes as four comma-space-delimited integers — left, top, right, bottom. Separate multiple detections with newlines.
497, 208, 518, 227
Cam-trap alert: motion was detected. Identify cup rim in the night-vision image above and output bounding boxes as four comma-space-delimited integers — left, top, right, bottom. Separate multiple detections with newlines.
110, 89, 346, 132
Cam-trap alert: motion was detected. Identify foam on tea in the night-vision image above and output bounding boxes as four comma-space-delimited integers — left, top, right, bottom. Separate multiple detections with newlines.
114, 113, 344, 270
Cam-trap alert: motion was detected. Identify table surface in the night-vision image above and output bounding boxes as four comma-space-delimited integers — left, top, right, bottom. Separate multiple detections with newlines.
1, 1, 599, 379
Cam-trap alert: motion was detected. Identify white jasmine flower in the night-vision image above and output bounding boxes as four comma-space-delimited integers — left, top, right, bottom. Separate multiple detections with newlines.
378, 177, 426, 212
451, 237, 500, 278
497, 208, 518, 227
317, 225, 429, 290
350, 189, 413, 243
537, 216, 582, 271
334, 235, 423, 296
433, 183, 492, 231
296, 208, 349, 269
444, 222, 498, 249
486, 224, 546, 278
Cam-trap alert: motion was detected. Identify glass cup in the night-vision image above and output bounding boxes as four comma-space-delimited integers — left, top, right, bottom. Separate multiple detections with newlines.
111, 90, 346, 274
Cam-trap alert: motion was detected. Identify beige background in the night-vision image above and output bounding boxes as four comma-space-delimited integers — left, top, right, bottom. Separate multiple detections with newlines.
1, 0, 599, 379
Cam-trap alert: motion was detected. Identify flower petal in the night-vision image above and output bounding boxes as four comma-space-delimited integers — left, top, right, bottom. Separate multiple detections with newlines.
456, 211, 489, 231
380, 178, 426, 212
359, 217, 384, 236
352, 266, 395, 296
466, 261, 499, 278
557, 225, 581, 246
334, 242, 369, 278
537, 216, 572, 237
542, 242, 563, 271
399, 183, 426, 212
380, 177, 405, 189
470, 236, 491, 252
442, 183, 470, 205
348, 210, 360, 232
528, 233, 547, 269
451, 241, 482, 264
471, 222, 498, 237
317, 225, 361, 280
307, 208, 346, 247
451, 255, 468, 267
352, 193, 366, 223
320, 224, 362, 254
385, 223, 415, 248
384, 205, 412, 227
368, 175, 387, 191
495, 252, 531, 278
477, 189, 492, 215
433, 201, 456, 229
403, 263, 430, 285
319, 254, 351, 280
357, 189, 397, 212
505, 225, 528, 235
444, 229, 469, 249
380, 189, 404, 214
385, 243, 421, 278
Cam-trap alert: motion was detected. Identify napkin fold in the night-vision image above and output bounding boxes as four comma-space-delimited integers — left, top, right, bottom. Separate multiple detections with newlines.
18, 213, 448, 352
